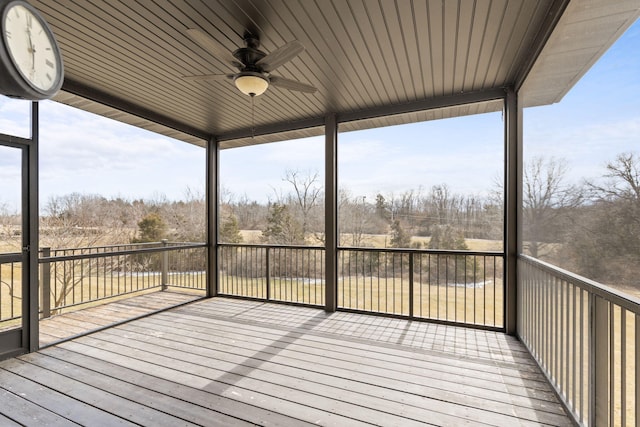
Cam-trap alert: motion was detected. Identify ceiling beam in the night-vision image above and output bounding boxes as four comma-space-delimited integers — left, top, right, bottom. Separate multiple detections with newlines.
337, 88, 506, 124
216, 88, 506, 142
215, 117, 326, 142
61, 79, 212, 141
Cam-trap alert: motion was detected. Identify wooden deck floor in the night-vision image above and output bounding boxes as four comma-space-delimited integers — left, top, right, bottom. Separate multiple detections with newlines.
39, 290, 204, 347
0, 297, 572, 426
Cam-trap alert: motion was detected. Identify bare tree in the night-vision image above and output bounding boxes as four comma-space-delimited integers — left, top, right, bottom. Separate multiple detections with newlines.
339, 191, 371, 246
429, 184, 453, 226
522, 156, 583, 258
234, 193, 266, 231
283, 169, 323, 237
41, 194, 133, 249
556, 152, 640, 288
0, 201, 20, 252
590, 152, 640, 204
163, 187, 206, 242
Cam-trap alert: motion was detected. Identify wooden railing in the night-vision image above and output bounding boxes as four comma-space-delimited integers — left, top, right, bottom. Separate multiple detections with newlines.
519, 255, 640, 426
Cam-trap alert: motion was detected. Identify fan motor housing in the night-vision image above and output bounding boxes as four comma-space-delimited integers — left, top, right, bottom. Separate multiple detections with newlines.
233, 35, 266, 69
233, 47, 266, 70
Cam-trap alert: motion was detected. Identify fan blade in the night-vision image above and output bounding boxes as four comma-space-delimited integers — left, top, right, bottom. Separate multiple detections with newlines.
186, 28, 243, 68
256, 40, 305, 72
269, 76, 317, 93
183, 73, 235, 82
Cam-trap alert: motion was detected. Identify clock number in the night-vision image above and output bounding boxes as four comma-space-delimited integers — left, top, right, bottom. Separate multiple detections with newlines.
26, 13, 32, 28
45, 59, 54, 68
5, 30, 10, 39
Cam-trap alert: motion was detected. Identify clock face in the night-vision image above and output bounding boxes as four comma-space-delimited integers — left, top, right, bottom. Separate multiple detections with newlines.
3, 2, 61, 92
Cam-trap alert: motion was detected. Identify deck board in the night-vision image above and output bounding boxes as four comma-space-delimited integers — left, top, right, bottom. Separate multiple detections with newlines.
39, 290, 203, 346
0, 368, 136, 426
125, 314, 562, 407
1, 297, 573, 426
18, 352, 254, 427
40, 346, 313, 427
1, 358, 198, 426
103, 322, 564, 426
0, 387, 78, 427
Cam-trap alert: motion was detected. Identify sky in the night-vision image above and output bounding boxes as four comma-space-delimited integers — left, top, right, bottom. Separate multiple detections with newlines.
523, 19, 640, 183
0, 18, 639, 213
219, 111, 503, 204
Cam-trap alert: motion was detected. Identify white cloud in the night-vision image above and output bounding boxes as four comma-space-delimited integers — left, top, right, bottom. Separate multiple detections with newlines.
524, 113, 640, 184
28, 101, 205, 204
337, 125, 503, 199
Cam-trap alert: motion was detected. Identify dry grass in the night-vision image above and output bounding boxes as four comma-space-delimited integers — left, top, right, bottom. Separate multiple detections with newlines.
0, 262, 22, 324
239, 230, 504, 251
339, 276, 504, 327
0, 269, 206, 326
45, 271, 206, 313
220, 275, 504, 328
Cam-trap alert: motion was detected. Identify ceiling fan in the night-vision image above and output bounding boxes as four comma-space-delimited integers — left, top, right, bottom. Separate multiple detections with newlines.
184, 29, 317, 97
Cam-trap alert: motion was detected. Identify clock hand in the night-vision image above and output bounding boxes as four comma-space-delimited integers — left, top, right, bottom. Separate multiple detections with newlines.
26, 28, 35, 75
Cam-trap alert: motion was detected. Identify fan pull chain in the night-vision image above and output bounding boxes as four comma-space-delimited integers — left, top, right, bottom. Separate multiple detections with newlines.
251, 94, 255, 139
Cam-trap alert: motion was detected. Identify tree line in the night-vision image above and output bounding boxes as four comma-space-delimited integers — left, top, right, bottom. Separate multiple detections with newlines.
220, 152, 640, 292
2, 151, 638, 292
522, 152, 640, 291
220, 168, 503, 249
32, 189, 206, 250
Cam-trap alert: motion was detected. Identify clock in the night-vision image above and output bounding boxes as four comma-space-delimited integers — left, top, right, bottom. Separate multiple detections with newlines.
0, 0, 63, 100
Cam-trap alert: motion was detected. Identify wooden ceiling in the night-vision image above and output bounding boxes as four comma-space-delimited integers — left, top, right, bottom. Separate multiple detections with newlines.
31, 0, 640, 148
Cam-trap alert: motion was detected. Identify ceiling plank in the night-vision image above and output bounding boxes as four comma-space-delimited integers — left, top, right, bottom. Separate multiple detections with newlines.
26, 0, 637, 148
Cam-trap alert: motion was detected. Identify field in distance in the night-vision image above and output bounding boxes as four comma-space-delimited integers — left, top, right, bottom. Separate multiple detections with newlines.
238, 230, 503, 251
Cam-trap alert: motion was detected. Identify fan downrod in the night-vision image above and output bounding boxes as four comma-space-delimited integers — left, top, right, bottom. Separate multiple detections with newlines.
233, 34, 266, 68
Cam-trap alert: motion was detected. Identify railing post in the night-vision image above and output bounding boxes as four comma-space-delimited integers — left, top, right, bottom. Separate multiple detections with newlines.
265, 247, 271, 301
39, 247, 51, 319
409, 252, 414, 318
161, 239, 169, 291
589, 294, 609, 427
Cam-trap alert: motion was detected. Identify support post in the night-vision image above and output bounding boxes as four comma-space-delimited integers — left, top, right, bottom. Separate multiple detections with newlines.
40, 247, 51, 319
161, 239, 168, 290
504, 87, 521, 335
324, 114, 338, 312
206, 136, 219, 297
25, 101, 39, 352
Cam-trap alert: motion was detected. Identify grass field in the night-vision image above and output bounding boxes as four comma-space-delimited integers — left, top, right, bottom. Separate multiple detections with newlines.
0, 261, 22, 324
0, 267, 206, 328
238, 230, 504, 252
220, 274, 504, 328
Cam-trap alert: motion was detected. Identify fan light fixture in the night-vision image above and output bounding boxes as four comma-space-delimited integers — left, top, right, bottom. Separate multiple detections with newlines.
234, 72, 269, 96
